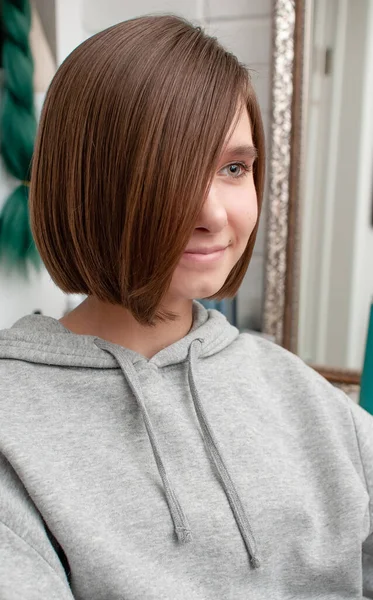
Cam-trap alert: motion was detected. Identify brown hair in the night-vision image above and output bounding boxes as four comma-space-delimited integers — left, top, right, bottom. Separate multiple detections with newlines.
30, 15, 265, 324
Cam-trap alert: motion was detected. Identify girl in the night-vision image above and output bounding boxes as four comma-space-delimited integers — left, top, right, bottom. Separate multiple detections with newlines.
1, 14, 373, 600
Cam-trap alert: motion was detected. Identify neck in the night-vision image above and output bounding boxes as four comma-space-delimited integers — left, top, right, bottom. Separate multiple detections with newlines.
60, 296, 194, 359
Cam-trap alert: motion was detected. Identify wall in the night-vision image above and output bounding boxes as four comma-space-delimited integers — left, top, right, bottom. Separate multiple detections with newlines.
33, 0, 57, 61
0, 0, 272, 330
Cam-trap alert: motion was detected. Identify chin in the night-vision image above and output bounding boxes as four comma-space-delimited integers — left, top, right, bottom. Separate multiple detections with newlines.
183, 279, 227, 301
170, 266, 233, 302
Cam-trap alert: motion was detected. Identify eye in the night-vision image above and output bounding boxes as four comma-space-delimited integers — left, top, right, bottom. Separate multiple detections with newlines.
220, 162, 252, 179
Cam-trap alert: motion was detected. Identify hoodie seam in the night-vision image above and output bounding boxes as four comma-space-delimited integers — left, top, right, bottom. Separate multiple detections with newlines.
204, 330, 233, 352
0, 519, 71, 590
347, 402, 372, 535
0, 340, 115, 363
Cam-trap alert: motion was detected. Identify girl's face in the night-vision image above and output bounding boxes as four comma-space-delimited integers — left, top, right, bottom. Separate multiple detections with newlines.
168, 106, 258, 303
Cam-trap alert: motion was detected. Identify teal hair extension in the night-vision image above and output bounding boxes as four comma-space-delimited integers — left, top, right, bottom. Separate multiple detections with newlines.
0, 0, 40, 274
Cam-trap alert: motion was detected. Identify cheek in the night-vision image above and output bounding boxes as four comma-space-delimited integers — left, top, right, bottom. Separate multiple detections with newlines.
228, 184, 258, 240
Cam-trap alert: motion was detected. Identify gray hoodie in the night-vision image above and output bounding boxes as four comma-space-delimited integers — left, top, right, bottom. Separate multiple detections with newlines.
0, 301, 373, 600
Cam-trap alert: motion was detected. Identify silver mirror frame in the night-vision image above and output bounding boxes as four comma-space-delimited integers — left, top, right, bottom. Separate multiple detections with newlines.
262, 0, 361, 393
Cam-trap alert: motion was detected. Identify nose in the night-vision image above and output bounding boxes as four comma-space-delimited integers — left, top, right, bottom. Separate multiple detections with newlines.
195, 185, 228, 233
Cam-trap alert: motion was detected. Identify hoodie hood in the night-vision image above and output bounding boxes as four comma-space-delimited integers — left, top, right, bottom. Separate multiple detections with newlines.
0, 300, 261, 569
0, 301, 238, 369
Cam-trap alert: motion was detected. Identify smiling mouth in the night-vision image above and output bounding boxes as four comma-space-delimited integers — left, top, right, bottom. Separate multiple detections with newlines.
182, 247, 228, 263
184, 245, 228, 255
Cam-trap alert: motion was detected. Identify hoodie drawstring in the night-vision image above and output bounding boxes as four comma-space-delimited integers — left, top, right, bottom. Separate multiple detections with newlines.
95, 339, 192, 544
94, 338, 260, 569
188, 340, 260, 569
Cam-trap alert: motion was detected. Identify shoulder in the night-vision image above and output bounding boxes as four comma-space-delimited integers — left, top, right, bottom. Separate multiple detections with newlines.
228, 333, 373, 484
0, 358, 40, 423
226, 329, 325, 384
0, 357, 56, 425
0, 354, 42, 385
220, 330, 361, 425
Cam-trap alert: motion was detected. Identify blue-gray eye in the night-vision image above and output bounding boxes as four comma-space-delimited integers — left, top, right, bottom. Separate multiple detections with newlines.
220, 162, 250, 179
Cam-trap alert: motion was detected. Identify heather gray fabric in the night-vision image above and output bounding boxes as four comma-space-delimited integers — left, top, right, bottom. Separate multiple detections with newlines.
1, 300, 373, 599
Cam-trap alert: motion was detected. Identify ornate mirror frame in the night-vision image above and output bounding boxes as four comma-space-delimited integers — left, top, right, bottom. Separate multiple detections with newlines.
262, 0, 361, 393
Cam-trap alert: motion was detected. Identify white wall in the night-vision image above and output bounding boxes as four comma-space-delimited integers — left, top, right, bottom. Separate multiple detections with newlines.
32, 0, 57, 60
0, 0, 272, 330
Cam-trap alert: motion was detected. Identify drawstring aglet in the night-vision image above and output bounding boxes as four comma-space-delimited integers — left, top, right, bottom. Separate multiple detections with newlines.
175, 527, 193, 544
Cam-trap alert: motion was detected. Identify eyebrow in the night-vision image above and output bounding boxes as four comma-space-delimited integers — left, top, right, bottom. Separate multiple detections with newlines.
220, 144, 258, 162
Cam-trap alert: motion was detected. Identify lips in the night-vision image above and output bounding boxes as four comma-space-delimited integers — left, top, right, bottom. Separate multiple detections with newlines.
181, 245, 228, 265
184, 245, 228, 255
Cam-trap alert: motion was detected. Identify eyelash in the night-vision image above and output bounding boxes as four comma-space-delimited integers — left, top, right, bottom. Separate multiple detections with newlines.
220, 162, 252, 180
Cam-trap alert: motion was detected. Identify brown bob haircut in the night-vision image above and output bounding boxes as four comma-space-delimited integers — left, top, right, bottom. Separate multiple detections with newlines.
30, 15, 265, 325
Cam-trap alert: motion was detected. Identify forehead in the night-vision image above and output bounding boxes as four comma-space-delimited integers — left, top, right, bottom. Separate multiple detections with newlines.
224, 105, 253, 147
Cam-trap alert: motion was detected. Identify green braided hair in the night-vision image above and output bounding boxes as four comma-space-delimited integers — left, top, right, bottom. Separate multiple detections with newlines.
0, 0, 40, 273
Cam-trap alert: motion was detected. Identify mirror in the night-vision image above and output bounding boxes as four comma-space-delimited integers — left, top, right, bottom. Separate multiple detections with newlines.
263, 0, 373, 393
299, 0, 373, 374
